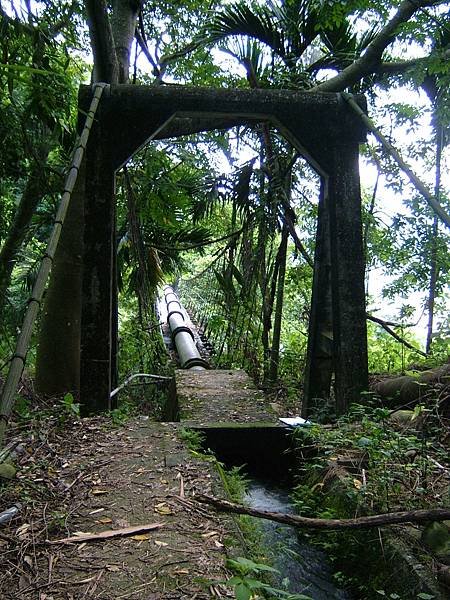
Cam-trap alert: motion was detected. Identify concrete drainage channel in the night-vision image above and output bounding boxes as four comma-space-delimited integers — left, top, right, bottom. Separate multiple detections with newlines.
187, 423, 444, 600
192, 424, 352, 599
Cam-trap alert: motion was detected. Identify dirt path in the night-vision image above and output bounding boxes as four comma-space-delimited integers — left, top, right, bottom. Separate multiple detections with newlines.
1, 366, 278, 598
1, 417, 238, 599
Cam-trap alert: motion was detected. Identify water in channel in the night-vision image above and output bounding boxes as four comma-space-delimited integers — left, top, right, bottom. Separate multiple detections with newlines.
245, 479, 352, 600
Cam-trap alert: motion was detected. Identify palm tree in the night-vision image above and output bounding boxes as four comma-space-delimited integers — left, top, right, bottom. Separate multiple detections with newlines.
203, 0, 378, 92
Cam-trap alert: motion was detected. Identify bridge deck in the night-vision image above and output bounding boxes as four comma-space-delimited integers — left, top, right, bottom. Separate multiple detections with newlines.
175, 368, 276, 424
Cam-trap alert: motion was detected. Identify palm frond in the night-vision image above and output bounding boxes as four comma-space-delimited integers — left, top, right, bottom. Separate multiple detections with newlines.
205, 3, 285, 59
233, 158, 257, 215
220, 37, 267, 83
316, 21, 379, 72
268, 0, 320, 58
189, 174, 229, 223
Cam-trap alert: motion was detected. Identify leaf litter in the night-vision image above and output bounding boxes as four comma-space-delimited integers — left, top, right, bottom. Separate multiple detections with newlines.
0, 411, 238, 599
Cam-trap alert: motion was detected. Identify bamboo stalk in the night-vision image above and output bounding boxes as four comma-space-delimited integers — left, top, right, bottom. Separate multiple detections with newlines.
341, 92, 450, 229
0, 83, 109, 448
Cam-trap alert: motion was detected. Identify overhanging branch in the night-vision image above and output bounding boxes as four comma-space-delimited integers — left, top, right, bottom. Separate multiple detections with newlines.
312, 0, 446, 93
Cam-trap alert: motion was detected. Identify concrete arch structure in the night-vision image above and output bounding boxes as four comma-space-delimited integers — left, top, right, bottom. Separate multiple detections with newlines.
78, 85, 368, 415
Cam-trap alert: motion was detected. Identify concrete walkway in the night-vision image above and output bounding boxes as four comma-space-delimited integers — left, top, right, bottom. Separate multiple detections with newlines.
176, 369, 276, 424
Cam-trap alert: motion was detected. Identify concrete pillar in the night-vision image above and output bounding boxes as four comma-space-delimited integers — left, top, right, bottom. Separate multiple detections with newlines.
304, 142, 368, 416
80, 119, 116, 414
303, 179, 334, 416
328, 141, 368, 413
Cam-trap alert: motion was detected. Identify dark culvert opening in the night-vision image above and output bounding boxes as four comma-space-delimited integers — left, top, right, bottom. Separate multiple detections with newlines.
192, 424, 353, 600
192, 424, 299, 484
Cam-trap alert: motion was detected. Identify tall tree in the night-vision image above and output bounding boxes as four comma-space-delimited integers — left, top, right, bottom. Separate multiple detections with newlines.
0, 2, 78, 316
35, 0, 141, 394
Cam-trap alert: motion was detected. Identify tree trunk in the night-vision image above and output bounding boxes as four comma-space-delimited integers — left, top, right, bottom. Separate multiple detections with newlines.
85, 0, 119, 84
111, 0, 140, 84
262, 242, 281, 381
268, 224, 288, 382
426, 123, 443, 354
0, 144, 50, 315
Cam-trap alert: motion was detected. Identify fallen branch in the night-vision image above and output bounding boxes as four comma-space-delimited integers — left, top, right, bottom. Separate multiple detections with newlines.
367, 314, 427, 357
49, 522, 164, 544
196, 494, 450, 530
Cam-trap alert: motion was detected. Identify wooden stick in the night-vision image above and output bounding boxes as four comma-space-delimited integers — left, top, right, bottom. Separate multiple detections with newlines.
49, 522, 163, 544
196, 494, 450, 530
342, 92, 450, 230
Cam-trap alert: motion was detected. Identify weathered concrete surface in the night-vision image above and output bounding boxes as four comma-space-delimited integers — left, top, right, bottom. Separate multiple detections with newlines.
175, 369, 276, 424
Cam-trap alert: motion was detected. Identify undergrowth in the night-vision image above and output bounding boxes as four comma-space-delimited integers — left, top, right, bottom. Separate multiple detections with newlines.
290, 403, 449, 598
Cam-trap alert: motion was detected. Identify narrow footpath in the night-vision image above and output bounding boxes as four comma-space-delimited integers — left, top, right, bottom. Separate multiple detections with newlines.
2, 365, 278, 600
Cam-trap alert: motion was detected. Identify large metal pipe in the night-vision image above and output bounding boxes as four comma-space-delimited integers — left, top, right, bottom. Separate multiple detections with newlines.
163, 286, 209, 370
166, 299, 182, 313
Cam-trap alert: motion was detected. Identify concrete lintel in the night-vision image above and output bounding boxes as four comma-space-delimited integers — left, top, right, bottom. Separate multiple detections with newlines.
79, 85, 367, 170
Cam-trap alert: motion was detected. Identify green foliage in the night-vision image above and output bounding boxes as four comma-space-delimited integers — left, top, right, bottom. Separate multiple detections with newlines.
367, 321, 419, 373
293, 402, 448, 515
290, 403, 447, 597
179, 427, 205, 451
117, 294, 167, 381
108, 401, 137, 426
59, 393, 80, 421
222, 556, 312, 600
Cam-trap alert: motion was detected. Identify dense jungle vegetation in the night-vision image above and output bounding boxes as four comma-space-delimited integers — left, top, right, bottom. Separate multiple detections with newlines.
0, 2, 450, 598
1, 0, 449, 404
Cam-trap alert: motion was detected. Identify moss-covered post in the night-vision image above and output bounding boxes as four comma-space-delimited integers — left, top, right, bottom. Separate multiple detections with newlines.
80, 109, 116, 414
302, 179, 334, 416
328, 141, 368, 413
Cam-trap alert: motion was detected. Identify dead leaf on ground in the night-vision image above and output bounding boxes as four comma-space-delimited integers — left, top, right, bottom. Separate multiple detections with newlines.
154, 502, 172, 515
106, 565, 120, 572
201, 531, 219, 538
16, 523, 31, 537
49, 522, 163, 544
